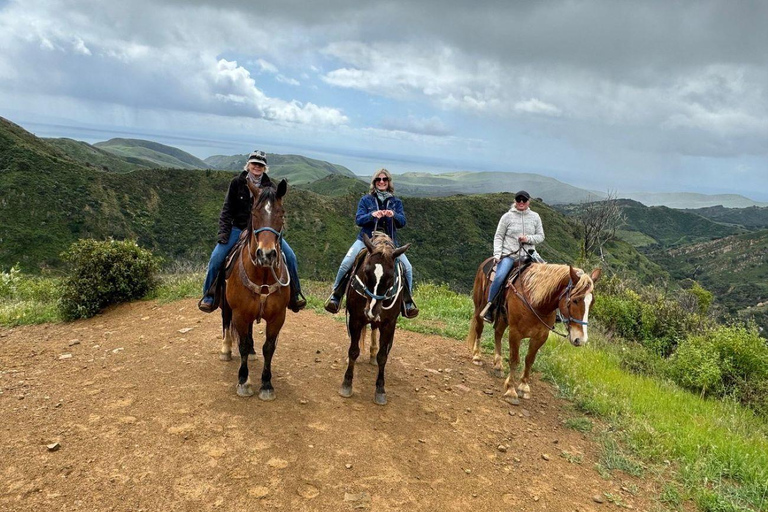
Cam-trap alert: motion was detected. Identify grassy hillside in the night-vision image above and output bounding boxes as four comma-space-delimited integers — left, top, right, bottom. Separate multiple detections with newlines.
94, 138, 211, 169
205, 153, 357, 183
685, 205, 768, 229
45, 137, 155, 173
390, 170, 605, 204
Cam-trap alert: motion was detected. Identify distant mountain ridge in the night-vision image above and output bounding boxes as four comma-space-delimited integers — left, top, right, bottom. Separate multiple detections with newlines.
621, 192, 767, 209
44, 137, 155, 173
94, 138, 212, 170
380, 170, 607, 204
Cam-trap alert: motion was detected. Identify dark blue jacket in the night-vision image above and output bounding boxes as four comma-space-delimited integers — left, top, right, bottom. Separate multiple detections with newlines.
355, 193, 406, 246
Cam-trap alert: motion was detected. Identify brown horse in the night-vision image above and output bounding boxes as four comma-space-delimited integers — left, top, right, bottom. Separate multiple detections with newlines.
220, 179, 291, 400
466, 259, 601, 405
339, 232, 409, 405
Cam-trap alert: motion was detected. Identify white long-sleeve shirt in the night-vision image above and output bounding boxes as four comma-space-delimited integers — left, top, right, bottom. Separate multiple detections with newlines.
493, 207, 545, 260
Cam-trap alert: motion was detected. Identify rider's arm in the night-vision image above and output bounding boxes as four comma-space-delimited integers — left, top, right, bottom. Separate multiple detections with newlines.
391, 198, 406, 228
528, 213, 545, 245
492, 214, 509, 260
217, 179, 238, 244
355, 196, 376, 227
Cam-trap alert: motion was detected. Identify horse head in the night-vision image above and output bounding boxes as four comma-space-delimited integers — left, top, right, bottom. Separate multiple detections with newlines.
558, 266, 602, 346
246, 178, 287, 268
360, 232, 410, 322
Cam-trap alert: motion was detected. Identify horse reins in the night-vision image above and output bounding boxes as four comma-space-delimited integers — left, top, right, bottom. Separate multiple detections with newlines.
508, 275, 589, 339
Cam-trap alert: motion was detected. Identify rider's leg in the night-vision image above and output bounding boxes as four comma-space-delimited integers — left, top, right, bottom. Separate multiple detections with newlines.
325, 239, 365, 313
281, 239, 305, 312
481, 256, 515, 323
397, 253, 419, 318
199, 228, 242, 312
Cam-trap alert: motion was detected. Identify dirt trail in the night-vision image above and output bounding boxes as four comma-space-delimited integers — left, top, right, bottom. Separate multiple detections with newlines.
1, 299, 658, 511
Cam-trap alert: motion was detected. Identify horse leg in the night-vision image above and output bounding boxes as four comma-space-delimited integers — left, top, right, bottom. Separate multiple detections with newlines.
220, 301, 234, 361
503, 332, 522, 405
234, 314, 254, 397
374, 321, 396, 405
369, 326, 379, 365
492, 319, 507, 378
340, 317, 364, 398
518, 333, 547, 400
466, 314, 485, 366
247, 322, 257, 361
259, 315, 285, 401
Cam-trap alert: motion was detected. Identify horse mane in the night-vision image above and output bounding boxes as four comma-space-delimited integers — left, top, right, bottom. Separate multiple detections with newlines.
369, 232, 395, 256
521, 264, 594, 308
254, 184, 277, 208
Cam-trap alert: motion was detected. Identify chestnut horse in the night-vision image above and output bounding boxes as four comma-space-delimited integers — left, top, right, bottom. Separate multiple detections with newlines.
339, 232, 409, 405
466, 259, 601, 405
220, 179, 291, 400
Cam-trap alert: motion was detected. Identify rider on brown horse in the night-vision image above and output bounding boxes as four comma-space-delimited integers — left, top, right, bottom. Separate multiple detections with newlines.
199, 150, 306, 314
481, 190, 545, 323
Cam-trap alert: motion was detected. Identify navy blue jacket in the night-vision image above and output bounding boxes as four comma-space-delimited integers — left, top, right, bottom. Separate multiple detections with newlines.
355, 193, 406, 246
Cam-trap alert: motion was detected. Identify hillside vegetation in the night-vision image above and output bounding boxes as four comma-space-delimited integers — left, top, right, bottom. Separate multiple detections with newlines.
205, 153, 357, 184
686, 205, 768, 229
45, 137, 155, 172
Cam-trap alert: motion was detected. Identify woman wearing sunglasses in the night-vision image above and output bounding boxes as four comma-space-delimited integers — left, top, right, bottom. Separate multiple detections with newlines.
324, 168, 418, 318
480, 190, 545, 323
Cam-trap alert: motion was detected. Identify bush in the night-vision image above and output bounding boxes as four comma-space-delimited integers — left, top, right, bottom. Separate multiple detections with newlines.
59, 239, 160, 320
669, 325, 768, 416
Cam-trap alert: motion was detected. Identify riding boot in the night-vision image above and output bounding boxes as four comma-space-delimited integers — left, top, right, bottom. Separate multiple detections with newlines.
401, 285, 419, 319
289, 282, 307, 313
480, 301, 495, 324
198, 268, 223, 313
324, 271, 351, 314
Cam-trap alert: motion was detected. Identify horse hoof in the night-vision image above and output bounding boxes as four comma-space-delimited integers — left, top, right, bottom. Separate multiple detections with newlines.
237, 383, 254, 397
472, 358, 483, 366
503, 395, 520, 406
521, 393, 531, 400
248, 353, 257, 361
493, 369, 505, 379
259, 388, 276, 401
339, 384, 353, 398
374, 392, 387, 406
368, 357, 377, 365
219, 352, 232, 361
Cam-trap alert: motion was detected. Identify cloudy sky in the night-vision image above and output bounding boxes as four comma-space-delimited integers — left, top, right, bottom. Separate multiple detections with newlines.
1, 0, 767, 199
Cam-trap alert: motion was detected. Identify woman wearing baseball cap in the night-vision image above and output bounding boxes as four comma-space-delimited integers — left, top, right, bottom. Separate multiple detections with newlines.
480, 190, 545, 323
198, 150, 306, 313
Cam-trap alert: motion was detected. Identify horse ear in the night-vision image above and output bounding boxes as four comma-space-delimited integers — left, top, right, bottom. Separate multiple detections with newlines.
569, 265, 580, 283
276, 179, 288, 199
363, 233, 375, 252
393, 243, 410, 258
590, 268, 602, 283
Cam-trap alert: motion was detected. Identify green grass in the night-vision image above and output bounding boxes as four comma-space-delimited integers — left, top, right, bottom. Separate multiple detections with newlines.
0, 269, 63, 326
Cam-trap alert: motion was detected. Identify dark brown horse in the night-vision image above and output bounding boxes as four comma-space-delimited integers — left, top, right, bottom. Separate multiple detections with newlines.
339, 232, 409, 405
466, 259, 601, 405
220, 179, 291, 400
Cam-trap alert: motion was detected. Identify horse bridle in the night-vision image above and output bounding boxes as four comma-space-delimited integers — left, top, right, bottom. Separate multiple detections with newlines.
349, 249, 403, 311
510, 276, 589, 339
246, 226, 290, 286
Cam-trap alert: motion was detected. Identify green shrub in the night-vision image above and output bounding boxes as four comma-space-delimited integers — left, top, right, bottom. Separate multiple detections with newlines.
59, 239, 160, 320
669, 325, 768, 416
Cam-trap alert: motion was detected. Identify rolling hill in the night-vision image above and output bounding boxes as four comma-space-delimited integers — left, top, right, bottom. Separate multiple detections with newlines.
44, 137, 155, 173
684, 205, 768, 230
620, 192, 767, 209
94, 138, 212, 169
205, 153, 358, 184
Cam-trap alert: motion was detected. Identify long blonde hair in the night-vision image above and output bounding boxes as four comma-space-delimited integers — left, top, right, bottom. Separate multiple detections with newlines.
368, 168, 394, 194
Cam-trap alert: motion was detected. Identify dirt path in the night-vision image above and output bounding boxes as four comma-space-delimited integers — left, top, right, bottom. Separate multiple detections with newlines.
1, 299, 658, 511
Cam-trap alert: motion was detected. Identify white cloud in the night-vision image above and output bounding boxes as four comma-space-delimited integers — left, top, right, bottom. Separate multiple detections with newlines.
72, 36, 91, 55
514, 98, 561, 116
255, 58, 278, 74
276, 75, 300, 86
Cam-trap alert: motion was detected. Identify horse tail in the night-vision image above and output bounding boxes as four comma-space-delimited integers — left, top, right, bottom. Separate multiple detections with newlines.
466, 258, 491, 351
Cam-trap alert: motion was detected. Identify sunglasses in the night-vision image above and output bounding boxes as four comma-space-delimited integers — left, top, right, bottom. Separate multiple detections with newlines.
374, 177, 389, 183
515, 197, 529, 203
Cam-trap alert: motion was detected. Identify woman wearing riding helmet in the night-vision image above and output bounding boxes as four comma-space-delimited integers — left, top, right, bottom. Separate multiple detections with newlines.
324, 168, 418, 318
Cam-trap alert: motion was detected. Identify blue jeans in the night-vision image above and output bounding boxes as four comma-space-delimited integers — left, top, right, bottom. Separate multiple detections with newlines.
202, 227, 301, 297
332, 239, 413, 291
487, 256, 517, 302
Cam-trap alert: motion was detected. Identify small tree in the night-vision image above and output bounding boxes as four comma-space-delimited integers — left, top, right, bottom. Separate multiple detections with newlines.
577, 191, 625, 261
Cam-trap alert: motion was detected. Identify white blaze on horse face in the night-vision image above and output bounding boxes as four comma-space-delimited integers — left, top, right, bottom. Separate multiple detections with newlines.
369, 263, 384, 310
264, 201, 272, 217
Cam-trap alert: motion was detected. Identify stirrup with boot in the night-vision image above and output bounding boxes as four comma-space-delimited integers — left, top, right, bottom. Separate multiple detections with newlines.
480, 301, 496, 324
401, 286, 419, 319
289, 282, 307, 313
324, 271, 351, 314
